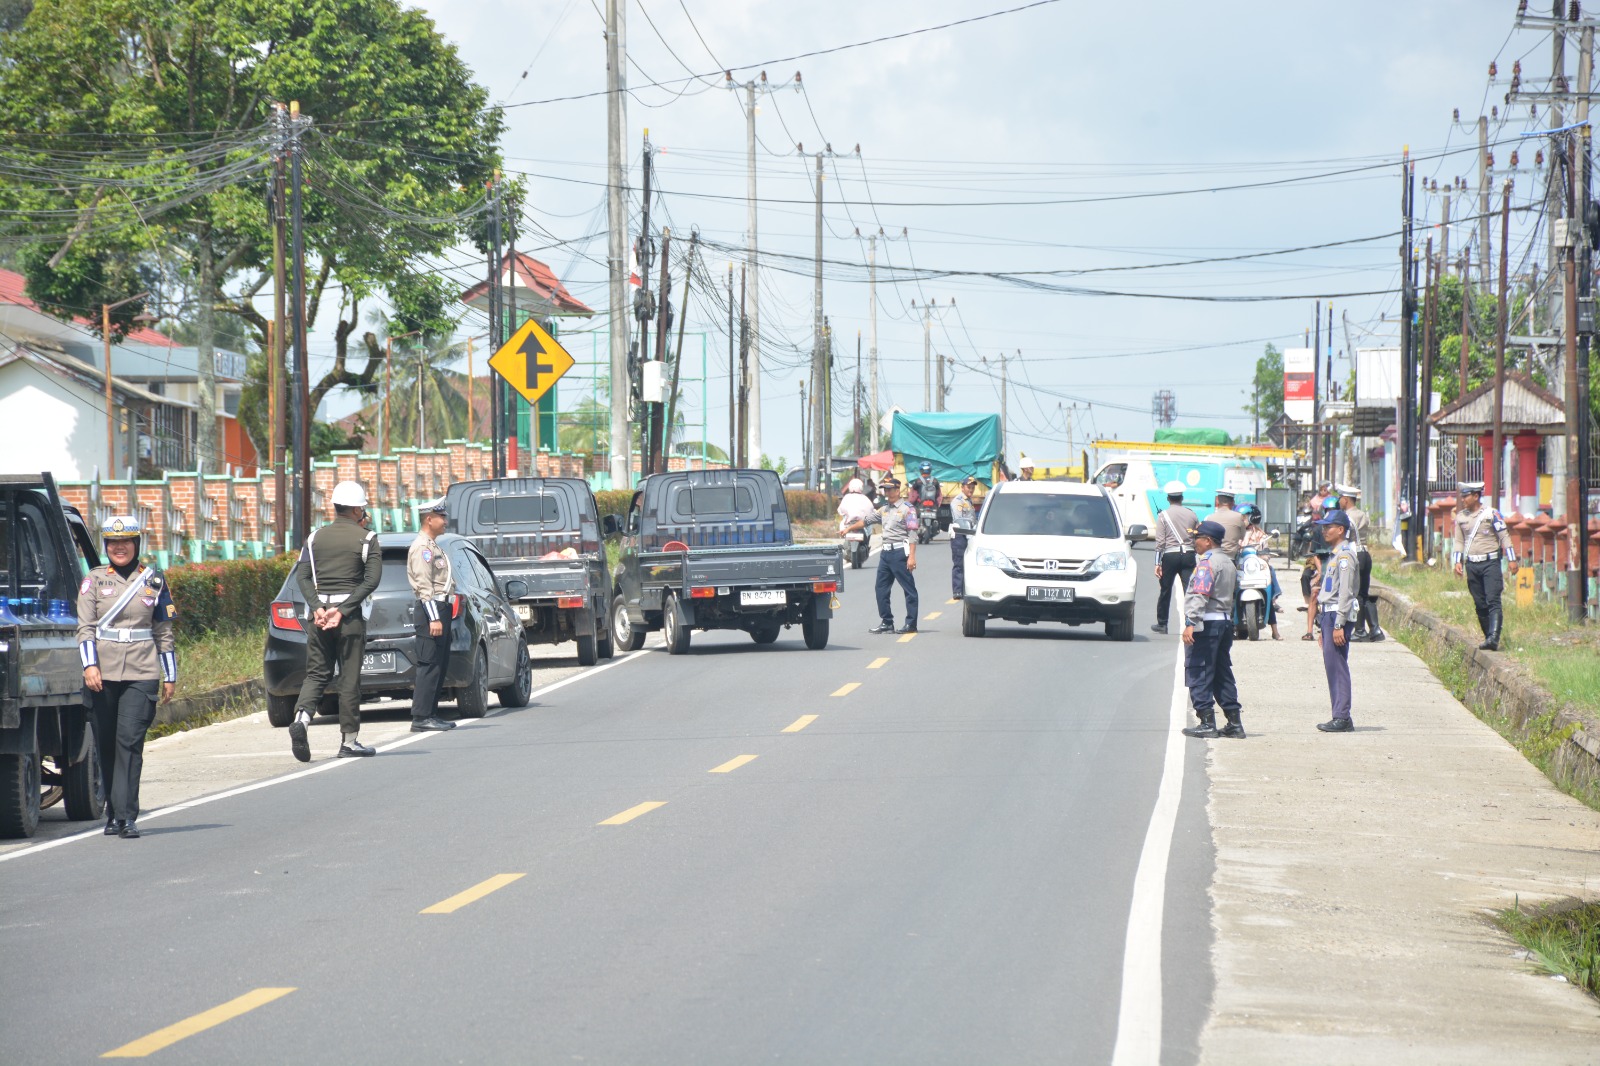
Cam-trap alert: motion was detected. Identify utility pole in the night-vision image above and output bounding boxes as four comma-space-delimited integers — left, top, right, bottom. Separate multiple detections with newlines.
868, 231, 879, 452
1440, 186, 1451, 272
487, 179, 503, 477
737, 267, 749, 468
636, 133, 656, 476
799, 380, 809, 482
727, 263, 735, 463
916, 300, 933, 410
649, 227, 672, 475
1478, 115, 1492, 292
506, 214, 519, 473
1313, 298, 1322, 489
855, 330, 862, 455
937, 353, 946, 412
1419, 241, 1437, 560
289, 101, 311, 546
1398, 152, 1417, 557
605, 0, 631, 489
811, 150, 825, 489
1493, 179, 1512, 513
665, 231, 695, 473
270, 103, 288, 551
1574, 26, 1594, 621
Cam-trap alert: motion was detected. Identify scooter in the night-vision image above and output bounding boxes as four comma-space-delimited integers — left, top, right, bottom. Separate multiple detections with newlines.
1234, 539, 1278, 641
916, 500, 939, 545
842, 526, 871, 569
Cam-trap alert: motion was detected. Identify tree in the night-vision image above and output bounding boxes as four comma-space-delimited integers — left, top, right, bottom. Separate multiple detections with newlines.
1243, 343, 1284, 435
0, 0, 507, 467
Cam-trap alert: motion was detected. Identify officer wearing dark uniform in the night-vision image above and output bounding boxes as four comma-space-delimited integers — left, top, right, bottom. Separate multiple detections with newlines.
77, 516, 178, 839
290, 480, 382, 761
1180, 520, 1245, 740
407, 498, 457, 733
1151, 480, 1198, 634
1451, 480, 1518, 651
1314, 509, 1362, 732
848, 477, 919, 634
949, 476, 979, 599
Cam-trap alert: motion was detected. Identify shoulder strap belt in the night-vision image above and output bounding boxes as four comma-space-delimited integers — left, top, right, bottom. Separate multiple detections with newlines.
1159, 509, 1190, 549
96, 570, 156, 638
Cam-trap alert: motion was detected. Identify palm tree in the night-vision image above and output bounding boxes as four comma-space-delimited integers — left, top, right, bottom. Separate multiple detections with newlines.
375, 324, 473, 450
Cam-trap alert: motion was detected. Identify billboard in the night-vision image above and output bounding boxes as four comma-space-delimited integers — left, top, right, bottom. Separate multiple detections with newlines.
1283, 347, 1315, 423
1355, 348, 1402, 406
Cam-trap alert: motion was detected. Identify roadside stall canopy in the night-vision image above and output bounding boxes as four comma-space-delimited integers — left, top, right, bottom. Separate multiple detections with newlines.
857, 450, 895, 471
889, 412, 1003, 483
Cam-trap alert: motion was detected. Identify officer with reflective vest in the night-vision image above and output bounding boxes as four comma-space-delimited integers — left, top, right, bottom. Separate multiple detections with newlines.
1151, 480, 1198, 634
1451, 480, 1518, 651
289, 480, 382, 761
77, 516, 177, 839
406, 498, 457, 733
1180, 520, 1245, 740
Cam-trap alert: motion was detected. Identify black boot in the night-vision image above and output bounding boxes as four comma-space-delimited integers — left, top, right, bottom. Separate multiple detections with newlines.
1182, 711, 1220, 739
1363, 599, 1386, 642
1478, 608, 1502, 651
103, 816, 123, 836
1218, 709, 1247, 739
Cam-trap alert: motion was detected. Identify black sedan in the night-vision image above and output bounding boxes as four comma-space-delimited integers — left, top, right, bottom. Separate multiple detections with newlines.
263, 532, 534, 727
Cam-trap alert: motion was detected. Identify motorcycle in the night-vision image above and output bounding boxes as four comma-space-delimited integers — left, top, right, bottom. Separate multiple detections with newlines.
1234, 538, 1278, 641
916, 500, 939, 545
842, 526, 871, 569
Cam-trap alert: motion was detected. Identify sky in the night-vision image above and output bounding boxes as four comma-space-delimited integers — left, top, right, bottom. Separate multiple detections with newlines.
317, 0, 1547, 468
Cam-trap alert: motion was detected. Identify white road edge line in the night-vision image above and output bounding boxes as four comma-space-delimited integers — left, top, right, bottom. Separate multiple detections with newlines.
0, 645, 658, 865
1109, 642, 1189, 1066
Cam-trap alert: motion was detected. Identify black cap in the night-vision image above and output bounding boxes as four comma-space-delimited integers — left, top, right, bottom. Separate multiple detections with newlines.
961, 475, 978, 486
1315, 510, 1352, 531
881, 477, 901, 489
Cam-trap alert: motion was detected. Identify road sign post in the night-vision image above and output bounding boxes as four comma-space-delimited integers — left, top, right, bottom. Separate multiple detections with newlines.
488, 319, 575, 474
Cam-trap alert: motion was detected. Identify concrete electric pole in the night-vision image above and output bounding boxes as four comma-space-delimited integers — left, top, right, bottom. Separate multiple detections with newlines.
606, 0, 631, 488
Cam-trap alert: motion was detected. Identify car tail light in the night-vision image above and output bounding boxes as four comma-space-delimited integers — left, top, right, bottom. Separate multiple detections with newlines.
689, 586, 716, 599
812, 581, 837, 594
451, 593, 465, 618
557, 595, 584, 608
269, 601, 302, 631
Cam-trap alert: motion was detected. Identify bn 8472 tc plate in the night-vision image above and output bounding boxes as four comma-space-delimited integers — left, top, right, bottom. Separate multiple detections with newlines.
739, 589, 787, 607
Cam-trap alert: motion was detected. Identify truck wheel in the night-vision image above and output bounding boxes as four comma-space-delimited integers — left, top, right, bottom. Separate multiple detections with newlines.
266, 692, 296, 728
1105, 616, 1135, 642
455, 647, 491, 718
575, 629, 599, 666
962, 604, 987, 637
664, 595, 692, 656
612, 595, 646, 652
802, 616, 830, 649
493, 640, 533, 709
750, 624, 781, 645
62, 723, 105, 821
0, 745, 42, 839
1246, 602, 1261, 642
597, 621, 616, 660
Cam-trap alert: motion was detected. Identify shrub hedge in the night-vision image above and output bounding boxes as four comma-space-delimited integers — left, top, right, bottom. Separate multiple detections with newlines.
162, 554, 296, 639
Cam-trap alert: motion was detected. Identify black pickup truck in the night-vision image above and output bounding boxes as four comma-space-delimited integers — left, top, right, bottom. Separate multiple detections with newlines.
610, 469, 843, 654
0, 473, 105, 838
446, 477, 615, 665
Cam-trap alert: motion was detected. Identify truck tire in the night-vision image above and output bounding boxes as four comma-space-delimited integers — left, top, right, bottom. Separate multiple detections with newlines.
962, 604, 987, 637
597, 621, 616, 660
1105, 615, 1135, 642
493, 640, 533, 709
575, 628, 599, 666
267, 692, 297, 728
455, 647, 491, 718
664, 594, 692, 656
612, 595, 646, 652
62, 722, 105, 821
0, 744, 42, 839
750, 624, 781, 645
802, 616, 829, 650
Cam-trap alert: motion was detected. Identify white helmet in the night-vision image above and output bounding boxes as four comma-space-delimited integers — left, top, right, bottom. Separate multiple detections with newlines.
1163, 481, 1186, 497
846, 478, 864, 494
1018, 453, 1034, 470
330, 480, 369, 508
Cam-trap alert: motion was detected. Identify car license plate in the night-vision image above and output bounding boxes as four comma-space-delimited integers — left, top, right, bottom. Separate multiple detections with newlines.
740, 589, 787, 606
1026, 585, 1075, 602
514, 604, 532, 622
362, 651, 397, 673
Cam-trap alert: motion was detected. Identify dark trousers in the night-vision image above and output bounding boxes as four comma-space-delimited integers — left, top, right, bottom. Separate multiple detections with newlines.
1155, 550, 1196, 626
1466, 558, 1503, 635
1184, 620, 1240, 715
297, 615, 367, 733
411, 604, 453, 721
93, 678, 158, 821
950, 534, 968, 598
1319, 612, 1354, 719
875, 546, 919, 626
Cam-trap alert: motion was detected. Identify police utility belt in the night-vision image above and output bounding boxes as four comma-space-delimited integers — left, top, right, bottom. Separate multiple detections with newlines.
1466, 551, 1501, 562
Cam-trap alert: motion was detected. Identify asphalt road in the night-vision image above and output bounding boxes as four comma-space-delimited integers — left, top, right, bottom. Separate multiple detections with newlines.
0, 539, 1213, 1065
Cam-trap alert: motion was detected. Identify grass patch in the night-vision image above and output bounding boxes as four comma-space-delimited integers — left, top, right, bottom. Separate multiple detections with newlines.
1389, 619, 1600, 812
147, 701, 257, 741
1374, 557, 1600, 712
173, 625, 266, 700
1496, 898, 1600, 998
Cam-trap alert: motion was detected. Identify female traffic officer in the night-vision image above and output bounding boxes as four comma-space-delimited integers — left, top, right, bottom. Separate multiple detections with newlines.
77, 516, 178, 839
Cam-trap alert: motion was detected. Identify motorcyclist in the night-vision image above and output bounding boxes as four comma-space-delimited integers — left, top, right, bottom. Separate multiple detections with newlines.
838, 478, 876, 528
1239, 505, 1282, 639
909, 462, 942, 510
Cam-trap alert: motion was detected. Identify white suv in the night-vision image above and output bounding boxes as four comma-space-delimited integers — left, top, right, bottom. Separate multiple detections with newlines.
957, 481, 1145, 641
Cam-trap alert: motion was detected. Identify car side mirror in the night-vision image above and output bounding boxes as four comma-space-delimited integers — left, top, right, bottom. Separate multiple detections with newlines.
626, 512, 641, 535
601, 514, 623, 537
503, 578, 528, 600
1126, 524, 1149, 540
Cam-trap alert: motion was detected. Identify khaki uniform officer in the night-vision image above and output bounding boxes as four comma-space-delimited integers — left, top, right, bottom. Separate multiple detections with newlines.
1338, 485, 1385, 643
290, 480, 382, 762
1314, 510, 1363, 733
1204, 490, 1248, 561
850, 477, 919, 634
77, 516, 177, 839
1451, 480, 1518, 652
406, 498, 457, 733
